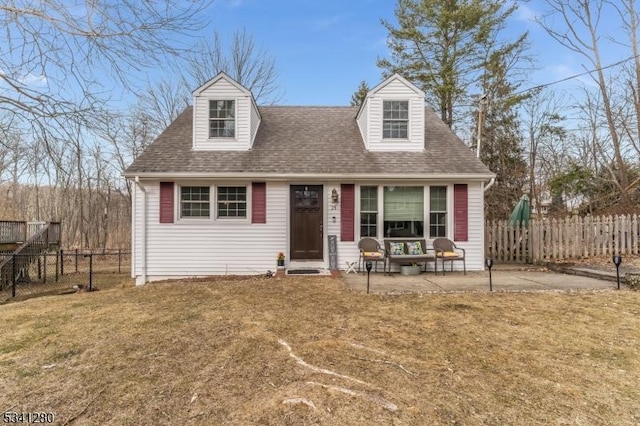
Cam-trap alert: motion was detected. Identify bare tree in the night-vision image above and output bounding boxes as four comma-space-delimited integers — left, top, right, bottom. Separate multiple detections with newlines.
521, 88, 566, 211
538, 0, 630, 204
185, 28, 282, 105
0, 0, 211, 161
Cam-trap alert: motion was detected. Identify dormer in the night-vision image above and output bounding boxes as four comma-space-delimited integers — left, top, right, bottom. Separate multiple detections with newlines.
356, 74, 425, 152
192, 72, 261, 151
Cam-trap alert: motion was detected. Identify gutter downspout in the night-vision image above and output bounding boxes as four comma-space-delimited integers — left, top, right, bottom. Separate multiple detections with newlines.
484, 177, 496, 192
134, 176, 147, 285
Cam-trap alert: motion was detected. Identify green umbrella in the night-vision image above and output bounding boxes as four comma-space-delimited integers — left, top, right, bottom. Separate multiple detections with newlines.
508, 194, 531, 227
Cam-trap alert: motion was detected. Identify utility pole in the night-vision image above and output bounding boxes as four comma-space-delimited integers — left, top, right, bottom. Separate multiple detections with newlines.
476, 94, 487, 158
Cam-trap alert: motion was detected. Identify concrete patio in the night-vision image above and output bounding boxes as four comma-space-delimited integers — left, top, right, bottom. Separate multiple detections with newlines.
341, 264, 620, 294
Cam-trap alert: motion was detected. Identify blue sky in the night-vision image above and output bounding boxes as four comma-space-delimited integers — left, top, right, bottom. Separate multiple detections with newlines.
194, 0, 635, 106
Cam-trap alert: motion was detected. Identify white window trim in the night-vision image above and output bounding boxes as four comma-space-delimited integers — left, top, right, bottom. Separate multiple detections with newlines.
426, 184, 453, 240
174, 183, 251, 224
177, 184, 212, 221
357, 185, 379, 239
208, 99, 237, 140
354, 184, 457, 241
382, 100, 410, 141
215, 184, 250, 222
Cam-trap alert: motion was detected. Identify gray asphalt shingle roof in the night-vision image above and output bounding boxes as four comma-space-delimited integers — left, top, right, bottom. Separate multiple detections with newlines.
124, 105, 493, 178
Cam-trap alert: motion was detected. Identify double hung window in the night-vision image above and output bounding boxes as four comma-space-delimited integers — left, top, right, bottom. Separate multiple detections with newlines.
217, 186, 247, 218
209, 100, 235, 138
360, 186, 378, 237
383, 101, 408, 139
429, 186, 447, 237
180, 186, 210, 218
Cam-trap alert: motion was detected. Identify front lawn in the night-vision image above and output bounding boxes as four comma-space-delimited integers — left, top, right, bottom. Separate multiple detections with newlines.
1, 277, 639, 425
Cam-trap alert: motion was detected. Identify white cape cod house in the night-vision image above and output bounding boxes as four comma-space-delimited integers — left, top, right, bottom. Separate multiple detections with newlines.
124, 72, 494, 284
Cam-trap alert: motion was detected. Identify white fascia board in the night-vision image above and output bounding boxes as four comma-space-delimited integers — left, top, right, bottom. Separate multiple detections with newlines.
355, 97, 368, 121
123, 172, 495, 181
369, 73, 423, 96
192, 71, 252, 97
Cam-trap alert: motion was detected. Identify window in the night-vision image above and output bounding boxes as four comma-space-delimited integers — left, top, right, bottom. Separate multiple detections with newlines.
209, 100, 235, 138
180, 186, 210, 218
383, 186, 423, 237
383, 101, 408, 139
360, 186, 378, 237
217, 186, 247, 218
430, 186, 447, 237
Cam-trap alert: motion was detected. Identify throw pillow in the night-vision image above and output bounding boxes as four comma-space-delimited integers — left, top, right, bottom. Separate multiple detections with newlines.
389, 242, 405, 255
406, 241, 423, 255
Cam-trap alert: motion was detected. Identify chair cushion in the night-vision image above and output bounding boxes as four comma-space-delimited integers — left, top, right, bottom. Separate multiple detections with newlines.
438, 251, 459, 258
406, 241, 423, 255
389, 242, 405, 255
363, 251, 383, 258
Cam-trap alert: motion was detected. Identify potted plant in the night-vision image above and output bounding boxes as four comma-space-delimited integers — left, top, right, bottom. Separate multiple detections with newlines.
277, 252, 285, 268
400, 263, 420, 276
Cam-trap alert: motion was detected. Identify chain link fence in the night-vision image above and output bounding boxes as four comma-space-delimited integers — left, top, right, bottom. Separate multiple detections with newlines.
0, 249, 131, 303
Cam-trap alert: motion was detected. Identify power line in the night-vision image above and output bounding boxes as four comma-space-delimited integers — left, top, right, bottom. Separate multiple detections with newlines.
514, 54, 639, 96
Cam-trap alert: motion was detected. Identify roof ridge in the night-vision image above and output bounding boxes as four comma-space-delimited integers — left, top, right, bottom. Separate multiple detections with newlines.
258, 105, 356, 108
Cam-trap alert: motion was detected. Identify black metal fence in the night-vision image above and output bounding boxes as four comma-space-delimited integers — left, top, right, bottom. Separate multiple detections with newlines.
0, 249, 131, 302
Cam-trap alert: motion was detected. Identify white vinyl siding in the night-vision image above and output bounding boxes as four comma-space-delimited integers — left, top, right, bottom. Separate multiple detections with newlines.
130, 179, 486, 283
193, 75, 260, 150
326, 183, 360, 271
250, 100, 261, 144
356, 100, 370, 149
464, 181, 485, 270
133, 180, 287, 282
366, 77, 425, 152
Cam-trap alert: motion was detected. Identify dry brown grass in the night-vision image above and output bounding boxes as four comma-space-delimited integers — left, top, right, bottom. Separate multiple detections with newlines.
1, 276, 640, 425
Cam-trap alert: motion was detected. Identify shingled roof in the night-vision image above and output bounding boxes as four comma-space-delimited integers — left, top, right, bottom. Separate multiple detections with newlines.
124, 105, 494, 179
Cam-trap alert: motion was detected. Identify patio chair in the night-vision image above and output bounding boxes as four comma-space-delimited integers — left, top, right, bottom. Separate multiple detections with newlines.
432, 238, 466, 275
358, 237, 385, 274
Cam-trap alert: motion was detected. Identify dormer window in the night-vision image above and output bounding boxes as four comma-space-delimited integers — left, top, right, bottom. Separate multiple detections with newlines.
383, 100, 408, 139
209, 100, 235, 138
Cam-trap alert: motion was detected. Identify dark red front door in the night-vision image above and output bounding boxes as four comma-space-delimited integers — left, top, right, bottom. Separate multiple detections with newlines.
290, 185, 323, 260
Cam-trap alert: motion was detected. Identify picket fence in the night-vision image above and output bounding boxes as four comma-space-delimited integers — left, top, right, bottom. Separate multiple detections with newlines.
485, 214, 640, 263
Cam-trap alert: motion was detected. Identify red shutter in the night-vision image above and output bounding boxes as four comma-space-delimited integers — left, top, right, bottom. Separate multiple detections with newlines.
454, 184, 468, 241
341, 184, 355, 241
159, 182, 174, 223
252, 182, 266, 224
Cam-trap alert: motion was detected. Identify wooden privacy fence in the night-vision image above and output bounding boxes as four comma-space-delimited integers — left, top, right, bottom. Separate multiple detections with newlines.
485, 214, 640, 263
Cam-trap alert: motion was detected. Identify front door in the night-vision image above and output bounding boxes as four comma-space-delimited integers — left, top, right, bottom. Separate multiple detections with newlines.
290, 185, 323, 260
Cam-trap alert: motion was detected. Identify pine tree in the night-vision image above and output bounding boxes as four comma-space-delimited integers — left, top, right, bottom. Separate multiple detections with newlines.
350, 80, 370, 106
378, 0, 527, 129
478, 47, 529, 220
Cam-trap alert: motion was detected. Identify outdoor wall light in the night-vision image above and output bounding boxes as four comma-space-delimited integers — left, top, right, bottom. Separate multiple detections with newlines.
331, 188, 339, 204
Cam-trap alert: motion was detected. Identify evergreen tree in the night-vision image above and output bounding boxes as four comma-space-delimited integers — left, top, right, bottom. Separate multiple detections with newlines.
350, 80, 370, 106
378, 0, 527, 129
479, 46, 529, 220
